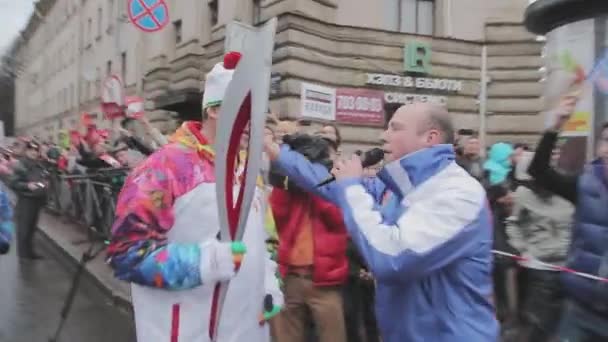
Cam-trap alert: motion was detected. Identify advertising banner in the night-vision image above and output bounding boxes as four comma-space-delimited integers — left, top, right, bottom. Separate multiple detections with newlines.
544, 18, 595, 170
335, 88, 385, 125
300, 83, 336, 121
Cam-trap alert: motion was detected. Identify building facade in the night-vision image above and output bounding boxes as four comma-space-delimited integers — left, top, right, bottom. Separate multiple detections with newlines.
14, 0, 542, 151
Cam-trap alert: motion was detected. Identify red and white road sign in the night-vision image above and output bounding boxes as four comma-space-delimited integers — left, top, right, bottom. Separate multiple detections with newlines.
101, 75, 125, 119
128, 0, 169, 33
125, 96, 145, 119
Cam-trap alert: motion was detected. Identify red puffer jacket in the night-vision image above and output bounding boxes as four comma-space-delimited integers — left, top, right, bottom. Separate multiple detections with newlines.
270, 187, 349, 286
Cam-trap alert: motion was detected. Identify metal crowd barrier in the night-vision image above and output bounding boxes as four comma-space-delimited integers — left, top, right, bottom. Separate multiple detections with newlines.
45, 167, 130, 240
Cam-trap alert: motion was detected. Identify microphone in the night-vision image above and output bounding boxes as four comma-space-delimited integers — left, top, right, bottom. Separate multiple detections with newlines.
316, 148, 384, 187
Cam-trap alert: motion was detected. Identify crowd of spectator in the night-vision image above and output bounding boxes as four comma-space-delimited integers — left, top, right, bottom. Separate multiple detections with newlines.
1, 97, 607, 341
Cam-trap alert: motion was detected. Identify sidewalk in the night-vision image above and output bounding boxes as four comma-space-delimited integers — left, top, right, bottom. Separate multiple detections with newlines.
35, 208, 132, 312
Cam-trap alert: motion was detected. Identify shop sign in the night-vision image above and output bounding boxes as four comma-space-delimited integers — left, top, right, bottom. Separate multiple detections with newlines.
404, 41, 432, 74
384, 92, 447, 106
366, 73, 463, 92
300, 82, 336, 121
270, 72, 281, 96
335, 88, 384, 125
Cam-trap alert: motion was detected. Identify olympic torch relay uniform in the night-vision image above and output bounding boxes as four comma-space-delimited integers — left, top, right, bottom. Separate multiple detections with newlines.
273, 144, 498, 342
107, 54, 282, 342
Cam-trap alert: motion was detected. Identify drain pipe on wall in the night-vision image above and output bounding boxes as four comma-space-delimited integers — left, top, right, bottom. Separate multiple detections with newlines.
479, 45, 488, 151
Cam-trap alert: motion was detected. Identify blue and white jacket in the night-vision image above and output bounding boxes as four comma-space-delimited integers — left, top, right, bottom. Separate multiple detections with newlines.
562, 160, 608, 313
0, 188, 13, 255
274, 144, 498, 342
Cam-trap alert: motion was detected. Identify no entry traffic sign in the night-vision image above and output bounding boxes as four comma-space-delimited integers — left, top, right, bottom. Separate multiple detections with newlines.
127, 0, 169, 33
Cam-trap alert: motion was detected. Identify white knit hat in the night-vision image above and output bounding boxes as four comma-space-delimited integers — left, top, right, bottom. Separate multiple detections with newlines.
202, 51, 242, 109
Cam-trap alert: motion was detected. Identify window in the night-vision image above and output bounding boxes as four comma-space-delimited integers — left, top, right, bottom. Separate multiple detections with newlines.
253, 0, 262, 24
209, 0, 218, 27
398, 0, 434, 35
70, 84, 74, 108
416, 0, 434, 35
140, 77, 145, 95
87, 18, 92, 44
121, 52, 127, 84
108, 0, 114, 30
106, 60, 112, 77
97, 7, 103, 38
96, 67, 101, 95
173, 20, 182, 45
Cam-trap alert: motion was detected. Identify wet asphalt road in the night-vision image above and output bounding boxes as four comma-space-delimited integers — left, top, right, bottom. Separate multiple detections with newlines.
0, 237, 135, 342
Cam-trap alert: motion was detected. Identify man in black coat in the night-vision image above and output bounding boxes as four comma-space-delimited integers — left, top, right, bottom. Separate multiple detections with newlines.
9, 141, 48, 260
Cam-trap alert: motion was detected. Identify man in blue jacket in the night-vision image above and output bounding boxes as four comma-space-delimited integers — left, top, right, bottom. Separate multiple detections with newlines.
265, 102, 498, 341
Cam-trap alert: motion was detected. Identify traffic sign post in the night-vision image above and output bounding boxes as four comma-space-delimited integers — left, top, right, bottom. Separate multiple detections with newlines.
127, 0, 169, 33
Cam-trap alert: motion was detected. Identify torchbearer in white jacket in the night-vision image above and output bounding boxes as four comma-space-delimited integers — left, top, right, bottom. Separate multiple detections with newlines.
106, 48, 283, 342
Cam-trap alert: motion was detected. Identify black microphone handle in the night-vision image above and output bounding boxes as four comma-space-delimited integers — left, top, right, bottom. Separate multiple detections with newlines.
316, 154, 376, 187
315, 148, 384, 187
316, 175, 336, 187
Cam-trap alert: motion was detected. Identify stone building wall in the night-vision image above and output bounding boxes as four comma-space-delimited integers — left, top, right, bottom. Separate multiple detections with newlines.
14, 0, 541, 151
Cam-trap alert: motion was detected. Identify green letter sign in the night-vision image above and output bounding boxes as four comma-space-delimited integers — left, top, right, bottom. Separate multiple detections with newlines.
404, 42, 431, 74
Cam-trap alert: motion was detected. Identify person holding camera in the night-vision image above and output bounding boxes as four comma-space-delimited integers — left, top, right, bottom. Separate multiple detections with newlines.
268, 133, 348, 342
9, 141, 48, 260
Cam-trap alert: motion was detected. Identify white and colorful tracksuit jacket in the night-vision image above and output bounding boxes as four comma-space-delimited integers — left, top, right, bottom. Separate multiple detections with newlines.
107, 121, 282, 342
273, 144, 498, 342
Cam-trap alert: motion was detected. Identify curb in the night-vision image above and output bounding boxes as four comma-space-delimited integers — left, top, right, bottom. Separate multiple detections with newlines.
7, 189, 133, 314
36, 213, 133, 315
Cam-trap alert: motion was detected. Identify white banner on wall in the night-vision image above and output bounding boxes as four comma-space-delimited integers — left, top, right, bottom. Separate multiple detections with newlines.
300, 82, 336, 121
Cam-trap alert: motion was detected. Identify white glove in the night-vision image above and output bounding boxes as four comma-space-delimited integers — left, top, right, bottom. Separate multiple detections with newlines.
199, 240, 237, 284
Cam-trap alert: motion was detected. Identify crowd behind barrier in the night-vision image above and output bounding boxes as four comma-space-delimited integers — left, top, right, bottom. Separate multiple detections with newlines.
44, 165, 130, 240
